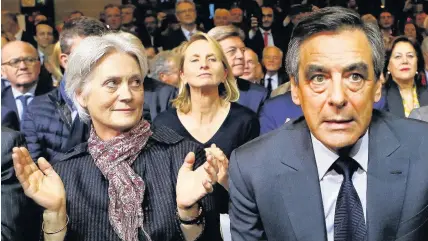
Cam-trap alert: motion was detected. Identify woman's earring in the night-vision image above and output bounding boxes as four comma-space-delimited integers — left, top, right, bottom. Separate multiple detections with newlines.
387, 71, 390, 75
416, 71, 419, 75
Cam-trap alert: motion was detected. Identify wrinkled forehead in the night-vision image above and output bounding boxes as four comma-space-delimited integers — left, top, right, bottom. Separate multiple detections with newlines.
2, 43, 38, 60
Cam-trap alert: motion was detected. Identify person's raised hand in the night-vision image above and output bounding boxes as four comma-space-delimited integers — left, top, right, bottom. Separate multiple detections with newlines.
205, 144, 229, 191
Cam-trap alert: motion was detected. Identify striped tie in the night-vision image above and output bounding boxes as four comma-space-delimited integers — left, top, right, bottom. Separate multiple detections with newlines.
333, 156, 366, 241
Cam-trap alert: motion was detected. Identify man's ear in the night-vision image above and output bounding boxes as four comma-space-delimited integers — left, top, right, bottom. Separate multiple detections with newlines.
290, 76, 301, 106
59, 54, 68, 69
374, 77, 382, 103
1, 66, 6, 77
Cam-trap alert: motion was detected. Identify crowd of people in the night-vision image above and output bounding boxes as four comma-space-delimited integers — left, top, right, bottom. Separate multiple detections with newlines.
1, 0, 428, 241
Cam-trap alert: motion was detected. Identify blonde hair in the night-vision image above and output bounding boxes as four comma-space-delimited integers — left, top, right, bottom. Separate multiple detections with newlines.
48, 42, 63, 84
172, 32, 239, 113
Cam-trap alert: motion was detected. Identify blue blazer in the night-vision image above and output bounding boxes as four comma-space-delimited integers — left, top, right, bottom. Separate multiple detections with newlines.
259, 92, 387, 134
236, 78, 268, 114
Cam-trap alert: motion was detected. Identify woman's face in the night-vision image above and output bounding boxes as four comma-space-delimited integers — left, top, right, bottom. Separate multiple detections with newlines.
404, 23, 417, 40
181, 39, 227, 89
388, 41, 418, 83
78, 52, 145, 136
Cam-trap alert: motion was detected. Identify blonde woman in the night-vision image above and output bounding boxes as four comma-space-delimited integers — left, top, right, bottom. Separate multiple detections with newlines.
44, 41, 63, 86
154, 33, 260, 213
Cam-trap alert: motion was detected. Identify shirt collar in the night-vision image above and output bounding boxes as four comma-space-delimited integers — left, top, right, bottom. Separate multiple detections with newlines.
15, 29, 23, 40
11, 84, 37, 98
260, 28, 271, 34
311, 130, 369, 181
38, 49, 44, 58
181, 26, 196, 39
265, 72, 278, 81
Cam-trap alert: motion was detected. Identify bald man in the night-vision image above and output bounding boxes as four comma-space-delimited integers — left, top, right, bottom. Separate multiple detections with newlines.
214, 9, 231, 27
241, 48, 262, 84
1, 41, 53, 128
261, 46, 288, 97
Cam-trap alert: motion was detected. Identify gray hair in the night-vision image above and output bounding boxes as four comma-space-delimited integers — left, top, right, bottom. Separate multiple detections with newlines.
65, 32, 148, 123
285, 7, 385, 83
207, 25, 245, 42
422, 37, 428, 53
175, 0, 196, 12
148, 51, 179, 79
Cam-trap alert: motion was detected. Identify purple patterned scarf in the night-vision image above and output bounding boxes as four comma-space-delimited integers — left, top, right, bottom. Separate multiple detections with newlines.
88, 119, 152, 241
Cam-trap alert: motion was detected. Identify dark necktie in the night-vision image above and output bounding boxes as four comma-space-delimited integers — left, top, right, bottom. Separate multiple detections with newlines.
333, 156, 366, 241
17, 95, 30, 118
263, 31, 269, 47
266, 78, 273, 96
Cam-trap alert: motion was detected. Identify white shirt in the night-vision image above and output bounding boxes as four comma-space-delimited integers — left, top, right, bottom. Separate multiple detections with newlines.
264, 73, 279, 90
311, 131, 368, 241
181, 26, 197, 41
11, 85, 37, 120
38, 49, 45, 65
14, 29, 23, 41
249, 28, 274, 46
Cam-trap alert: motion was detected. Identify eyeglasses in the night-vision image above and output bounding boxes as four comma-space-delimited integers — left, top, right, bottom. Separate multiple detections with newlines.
1, 57, 39, 68
177, 8, 195, 15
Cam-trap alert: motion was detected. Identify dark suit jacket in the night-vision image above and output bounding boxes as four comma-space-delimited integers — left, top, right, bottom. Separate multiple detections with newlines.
259, 92, 387, 134
230, 110, 428, 240
384, 82, 428, 118
236, 77, 268, 114
245, 28, 288, 61
1, 127, 41, 241
1, 106, 19, 131
143, 77, 176, 122
409, 106, 428, 122
161, 28, 188, 50
1, 81, 55, 129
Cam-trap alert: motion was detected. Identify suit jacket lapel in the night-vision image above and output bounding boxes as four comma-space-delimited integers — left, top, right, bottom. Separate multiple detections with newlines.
2, 87, 18, 116
366, 112, 408, 241
278, 119, 328, 240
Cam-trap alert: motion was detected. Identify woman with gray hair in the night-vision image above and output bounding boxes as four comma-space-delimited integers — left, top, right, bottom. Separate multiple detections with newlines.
12, 32, 223, 241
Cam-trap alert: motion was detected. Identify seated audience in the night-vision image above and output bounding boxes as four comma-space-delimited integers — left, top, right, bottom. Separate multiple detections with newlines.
208, 25, 268, 113
12, 31, 223, 241
154, 33, 260, 213
20, 17, 105, 163
1, 41, 53, 128
384, 36, 428, 117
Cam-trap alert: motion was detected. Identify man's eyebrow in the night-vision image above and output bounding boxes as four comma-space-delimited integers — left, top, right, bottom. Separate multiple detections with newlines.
343, 62, 369, 74
304, 64, 329, 78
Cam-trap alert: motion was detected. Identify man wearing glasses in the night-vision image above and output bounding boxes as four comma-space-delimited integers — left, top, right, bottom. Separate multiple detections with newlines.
1, 41, 53, 128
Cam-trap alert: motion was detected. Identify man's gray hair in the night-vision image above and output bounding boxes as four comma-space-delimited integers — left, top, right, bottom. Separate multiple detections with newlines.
65, 32, 148, 123
207, 25, 245, 42
422, 37, 428, 54
175, 0, 196, 11
285, 7, 385, 83
148, 51, 179, 79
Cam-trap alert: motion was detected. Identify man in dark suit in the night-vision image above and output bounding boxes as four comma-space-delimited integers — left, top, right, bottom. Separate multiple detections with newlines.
245, 5, 287, 61
230, 7, 428, 241
20, 17, 106, 163
162, 0, 199, 50
143, 77, 177, 123
260, 46, 288, 96
1, 127, 41, 240
208, 25, 268, 113
1, 41, 53, 128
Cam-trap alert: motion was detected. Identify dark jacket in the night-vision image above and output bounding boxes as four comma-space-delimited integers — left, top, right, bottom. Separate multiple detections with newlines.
162, 28, 188, 50
236, 77, 268, 114
384, 81, 428, 118
1, 127, 41, 241
1, 106, 19, 131
21, 88, 89, 163
143, 77, 176, 122
53, 125, 221, 241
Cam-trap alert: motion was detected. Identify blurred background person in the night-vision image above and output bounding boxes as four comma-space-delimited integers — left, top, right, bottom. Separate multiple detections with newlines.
148, 50, 180, 88
261, 46, 288, 97
104, 4, 122, 30
384, 36, 428, 117
213, 9, 231, 27
240, 48, 261, 84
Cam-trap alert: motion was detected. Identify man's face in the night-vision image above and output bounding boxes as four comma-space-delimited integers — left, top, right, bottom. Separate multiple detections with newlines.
34, 24, 54, 48
176, 2, 196, 25
1, 42, 41, 90
379, 12, 393, 29
291, 30, 382, 152
214, 11, 230, 27
218, 36, 246, 77
2, 16, 16, 33
121, 7, 134, 25
241, 50, 258, 80
230, 8, 243, 23
34, 15, 47, 25
262, 7, 274, 29
105, 7, 122, 30
416, 12, 427, 28
144, 16, 157, 35
263, 47, 282, 72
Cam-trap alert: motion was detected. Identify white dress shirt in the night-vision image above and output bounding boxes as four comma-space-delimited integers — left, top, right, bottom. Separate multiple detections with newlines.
38, 49, 45, 65
264, 73, 279, 90
181, 26, 197, 41
311, 131, 368, 241
11, 85, 37, 120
